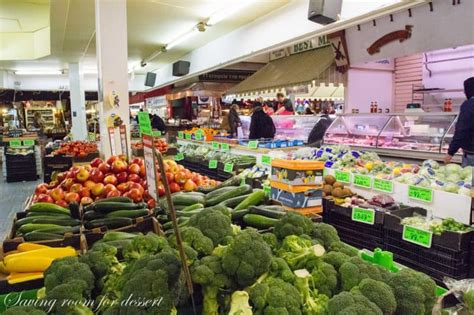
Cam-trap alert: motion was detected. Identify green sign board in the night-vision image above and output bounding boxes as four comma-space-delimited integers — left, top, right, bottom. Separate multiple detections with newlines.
353, 174, 372, 188
174, 153, 184, 161
152, 130, 162, 137
224, 163, 234, 173
335, 170, 351, 183
195, 133, 203, 141
263, 185, 271, 197
351, 207, 375, 225
212, 142, 220, 150
221, 143, 230, 152
408, 185, 433, 203
402, 225, 432, 248
137, 112, 152, 135
178, 131, 184, 139
185, 133, 192, 140
262, 155, 272, 166
248, 140, 258, 149
373, 178, 393, 193
208, 160, 218, 169
9, 140, 21, 147
23, 139, 35, 146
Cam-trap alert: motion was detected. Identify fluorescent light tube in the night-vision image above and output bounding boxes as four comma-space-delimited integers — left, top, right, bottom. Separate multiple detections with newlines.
15, 70, 63, 75
207, 0, 253, 26
166, 27, 199, 50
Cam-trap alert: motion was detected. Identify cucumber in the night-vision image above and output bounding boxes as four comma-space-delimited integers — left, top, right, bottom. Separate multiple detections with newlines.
205, 186, 238, 200
106, 209, 149, 218
26, 212, 71, 218
176, 209, 202, 217
260, 205, 286, 212
171, 194, 206, 206
15, 216, 80, 228
18, 223, 62, 234
243, 214, 279, 229
234, 190, 266, 211
102, 231, 139, 242
90, 202, 146, 213
23, 231, 64, 241
231, 208, 250, 220
162, 218, 189, 230
249, 206, 286, 219
198, 176, 242, 193
94, 196, 133, 203
26, 203, 70, 215
96, 239, 133, 251
83, 210, 105, 221
35, 226, 80, 235
181, 203, 205, 212
205, 185, 253, 206
220, 194, 251, 208
84, 218, 134, 229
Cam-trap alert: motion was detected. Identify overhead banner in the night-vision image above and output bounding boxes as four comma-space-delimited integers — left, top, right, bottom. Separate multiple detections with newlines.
270, 35, 330, 60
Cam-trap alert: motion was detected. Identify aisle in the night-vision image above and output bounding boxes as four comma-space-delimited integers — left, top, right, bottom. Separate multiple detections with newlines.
0, 178, 41, 241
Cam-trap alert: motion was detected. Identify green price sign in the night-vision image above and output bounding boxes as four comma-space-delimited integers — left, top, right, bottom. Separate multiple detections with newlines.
263, 185, 271, 197
224, 163, 234, 173
221, 143, 230, 151
185, 133, 192, 140
137, 112, 152, 135
402, 225, 432, 248
248, 140, 258, 149
408, 185, 433, 203
351, 207, 375, 225
353, 174, 372, 188
88, 133, 96, 141
174, 153, 184, 161
152, 130, 162, 137
208, 160, 218, 169
335, 170, 351, 184
262, 155, 272, 166
212, 142, 220, 150
373, 178, 393, 193
178, 131, 184, 139
9, 140, 21, 147
195, 133, 203, 141
23, 139, 35, 146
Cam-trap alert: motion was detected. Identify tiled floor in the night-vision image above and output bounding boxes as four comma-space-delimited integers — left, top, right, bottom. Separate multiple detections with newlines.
0, 177, 41, 240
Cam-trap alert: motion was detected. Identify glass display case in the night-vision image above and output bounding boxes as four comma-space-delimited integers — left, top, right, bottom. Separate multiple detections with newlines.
239, 115, 323, 141
324, 113, 459, 161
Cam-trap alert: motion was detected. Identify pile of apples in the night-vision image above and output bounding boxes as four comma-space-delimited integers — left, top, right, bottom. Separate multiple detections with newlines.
53, 141, 98, 157
33, 156, 220, 208
131, 139, 168, 153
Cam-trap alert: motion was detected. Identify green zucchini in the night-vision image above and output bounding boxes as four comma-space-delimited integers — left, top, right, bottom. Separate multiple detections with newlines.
106, 209, 149, 218
231, 208, 250, 220
205, 186, 238, 200
94, 196, 133, 203
249, 206, 286, 219
243, 214, 279, 229
102, 231, 139, 242
95, 239, 133, 251
83, 210, 105, 221
181, 203, 205, 212
260, 205, 286, 212
90, 202, 146, 213
84, 218, 133, 229
176, 209, 202, 217
26, 203, 70, 215
220, 194, 251, 208
171, 194, 206, 206
15, 216, 80, 228
198, 175, 242, 193
26, 212, 71, 218
35, 226, 80, 235
23, 231, 64, 241
234, 190, 265, 211
18, 223, 62, 234
162, 218, 189, 230
205, 185, 253, 206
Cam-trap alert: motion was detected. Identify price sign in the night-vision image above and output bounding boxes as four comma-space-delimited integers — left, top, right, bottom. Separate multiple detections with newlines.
221, 143, 230, 151
402, 225, 432, 248
224, 163, 234, 173
353, 174, 372, 188
178, 131, 184, 139
248, 140, 258, 149
23, 139, 35, 146
263, 185, 271, 197
335, 170, 350, 183
9, 140, 21, 147
408, 186, 433, 203
351, 207, 375, 225
195, 132, 203, 141
175, 153, 184, 161
262, 155, 272, 166
142, 134, 157, 200
212, 142, 220, 150
88, 132, 96, 141
152, 130, 161, 137
185, 133, 192, 140
208, 160, 218, 169
108, 127, 117, 156
373, 178, 393, 193
137, 112, 152, 135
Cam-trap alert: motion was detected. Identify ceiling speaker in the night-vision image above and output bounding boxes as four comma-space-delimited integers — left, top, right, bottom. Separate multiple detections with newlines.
173, 60, 190, 77
308, 0, 342, 25
144, 72, 156, 87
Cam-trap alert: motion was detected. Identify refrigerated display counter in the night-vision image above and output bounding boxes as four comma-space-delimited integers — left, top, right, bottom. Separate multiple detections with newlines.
323, 112, 460, 162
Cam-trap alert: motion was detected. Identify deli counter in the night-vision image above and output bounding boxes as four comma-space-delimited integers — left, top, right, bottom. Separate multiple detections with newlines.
323, 112, 460, 162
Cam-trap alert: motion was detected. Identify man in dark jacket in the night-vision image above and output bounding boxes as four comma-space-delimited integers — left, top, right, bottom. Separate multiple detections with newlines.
150, 114, 166, 134
249, 106, 276, 140
307, 103, 333, 147
228, 104, 241, 138
444, 77, 474, 168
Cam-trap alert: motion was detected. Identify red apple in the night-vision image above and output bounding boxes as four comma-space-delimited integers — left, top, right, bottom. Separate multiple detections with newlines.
112, 160, 128, 174
131, 158, 143, 166
80, 196, 94, 205
147, 199, 156, 209
37, 194, 54, 203
104, 174, 118, 186
35, 183, 49, 195
56, 172, 67, 183
139, 164, 146, 177
128, 188, 143, 202
116, 182, 130, 193
157, 184, 165, 197
50, 187, 65, 201
83, 165, 92, 172
118, 154, 128, 162
98, 162, 111, 174
183, 179, 197, 192
165, 172, 174, 184
84, 180, 96, 189
129, 182, 145, 195
69, 183, 83, 193
47, 180, 59, 189
79, 187, 91, 198
65, 192, 80, 203
61, 178, 75, 191
106, 190, 121, 198
128, 163, 140, 175
91, 183, 105, 196
107, 156, 118, 165
90, 158, 103, 168
76, 168, 90, 182
104, 184, 118, 195
116, 172, 128, 183
175, 171, 187, 185
169, 182, 181, 193
55, 200, 68, 208
90, 168, 105, 183
69, 166, 81, 178
127, 173, 141, 183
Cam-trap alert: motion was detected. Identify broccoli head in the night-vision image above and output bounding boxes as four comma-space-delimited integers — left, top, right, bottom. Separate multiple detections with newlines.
4, 306, 46, 315
261, 232, 279, 253
351, 279, 397, 315
123, 232, 170, 262
249, 277, 302, 315
221, 229, 272, 287
43, 280, 94, 315
328, 241, 358, 257
188, 208, 233, 246
310, 261, 338, 298
385, 268, 436, 315
322, 251, 350, 271
327, 291, 382, 315
274, 212, 314, 240
269, 257, 295, 284
229, 291, 253, 315
312, 223, 340, 249
464, 290, 474, 310
294, 269, 329, 315
339, 256, 385, 291
169, 226, 215, 257
277, 235, 326, 270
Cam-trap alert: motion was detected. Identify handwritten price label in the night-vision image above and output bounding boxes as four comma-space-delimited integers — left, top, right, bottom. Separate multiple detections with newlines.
351, 207, 375, 225
9, 140, 21, 147
247, 140, 258, 149
178, 131, 184, 139
174, 153, 184, 161
23, 139, 35, 146
408, 186, 433, 203
402, 225, 432, 248
221, 143, 230, 151
224, 163, 234, 173
195, 133, 203, 141
185, 133, 192, 140
353, 174, 372, 188
208, 160, 218, 169
262, 155, 272, 166
373, 178, 393, 193
212, 142, 220, 150
335, 170, 350, 183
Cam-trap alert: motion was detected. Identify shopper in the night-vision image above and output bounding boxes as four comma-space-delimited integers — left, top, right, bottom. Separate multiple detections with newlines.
307, 103, 334, 147
228, 104, 241, 138
263, 102, 275, 115
274, 93, 294, 115
33, 111, 45, 137
150, 113, 166, 134
444, 77, 474, 169
249, 104, 276, 140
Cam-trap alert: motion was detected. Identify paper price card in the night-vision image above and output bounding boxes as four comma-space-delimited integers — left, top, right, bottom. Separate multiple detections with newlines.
224, 163, 234, 173
194, 133, 203, 141
263, 185, 271, 197
9, 140, 21, 147
175, 153, 184, 161
353, 174, 372, 188
185, 133, 192, 140
351, 207, 375, 225
212, 142, 220, 150
221, 143, 230, 151
373, 178, 393, 193
247, 140, 258, 149
23, 139, 35, 146
178, 131, 184, 139
408, 185, 433, 203
261, 155, 272, 166
208, 160, 218, 169
402, 225, 432, 248
335, 170, 350, 183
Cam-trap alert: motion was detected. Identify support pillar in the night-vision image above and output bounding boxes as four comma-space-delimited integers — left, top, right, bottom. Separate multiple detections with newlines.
68, 63, 88, 140
95, 0, 130, 158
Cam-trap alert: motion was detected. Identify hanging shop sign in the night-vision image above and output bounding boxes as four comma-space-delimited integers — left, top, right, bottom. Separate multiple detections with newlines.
143, 134, 158, 200
198, 70, 255, 83
328, 30, 350, 73
289, 36, 330, 55
270, 48, 287, 61
285, 86, 309, 96
367, 25, 413, 55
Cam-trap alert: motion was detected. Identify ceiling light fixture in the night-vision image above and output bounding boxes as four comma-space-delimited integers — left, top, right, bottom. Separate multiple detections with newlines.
141, 47, 166, 67
15, 70, 63, 75
207, 0, 254, 26
165, 26, 202, 50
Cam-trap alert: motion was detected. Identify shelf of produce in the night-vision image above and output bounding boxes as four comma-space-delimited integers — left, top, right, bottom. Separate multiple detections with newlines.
324, 168, 472, 225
